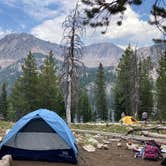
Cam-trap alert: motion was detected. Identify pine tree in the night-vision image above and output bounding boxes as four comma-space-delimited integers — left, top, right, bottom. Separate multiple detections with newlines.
78, 89, 92, 122
113, 45, 142, 120
113, 46, 133, 120
95, 63, 107, 121
21, 51, 39, 113
156, 51, 166, 121
0, 83, 8, 119
9, 80, 27, 120
150, 0, 166, 42
10, 52, 39, 118
138, 57, 153, 120
39, 51, 65, 117
82, 0, 142, 33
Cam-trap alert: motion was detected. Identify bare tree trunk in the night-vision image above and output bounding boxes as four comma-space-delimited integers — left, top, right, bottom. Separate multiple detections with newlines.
134, 53, 139, 118
66, 75, 72, 125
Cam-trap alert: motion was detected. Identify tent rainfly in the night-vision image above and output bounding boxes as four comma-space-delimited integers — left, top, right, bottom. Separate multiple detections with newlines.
0, 109, 78, 163
120, 116, 138, 125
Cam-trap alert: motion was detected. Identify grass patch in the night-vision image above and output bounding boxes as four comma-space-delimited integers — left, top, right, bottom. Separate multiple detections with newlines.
71, 123, 131, 134
0, 121, 13, 131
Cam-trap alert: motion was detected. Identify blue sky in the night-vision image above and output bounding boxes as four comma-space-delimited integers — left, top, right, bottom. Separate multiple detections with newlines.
0, 0, 162, 48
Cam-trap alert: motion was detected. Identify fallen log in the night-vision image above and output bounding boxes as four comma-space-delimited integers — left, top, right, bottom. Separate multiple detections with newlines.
126, 126, 166, 135
72, 129, 166, 145
141, 131, 166, 139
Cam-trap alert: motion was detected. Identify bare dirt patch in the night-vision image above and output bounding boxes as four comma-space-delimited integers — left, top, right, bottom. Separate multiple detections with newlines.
13, 142, 161, 166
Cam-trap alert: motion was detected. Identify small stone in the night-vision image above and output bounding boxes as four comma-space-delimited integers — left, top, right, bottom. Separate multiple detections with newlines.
117, 142, 122, 147
103, 140, 110, 144
83, 145, 96, 152
97, 143, 103, 149
94, 134, 101, 138
103, 144, 109, 150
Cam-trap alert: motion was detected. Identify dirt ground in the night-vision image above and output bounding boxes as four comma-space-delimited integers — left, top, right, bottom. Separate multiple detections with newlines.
13, 142, 162, 166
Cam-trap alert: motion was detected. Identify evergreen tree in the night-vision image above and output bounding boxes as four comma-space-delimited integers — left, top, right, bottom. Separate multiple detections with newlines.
78, 89, 92, 122
10, 52, 39, 118
0, 83, 8, 119
156, 51, 166, 121
150, 0, 166, 42
21, 51, 39, 113
113, 46, 133, 120
95, 63, 107, 121
9, 80, 27, 120
6, 103, 16, 121
138, 57, 153, 120
39, 51, 65, 117
82, 0, 142, 33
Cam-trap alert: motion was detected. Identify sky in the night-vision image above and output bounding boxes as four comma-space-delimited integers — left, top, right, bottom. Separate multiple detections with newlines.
0, 0, 162, 48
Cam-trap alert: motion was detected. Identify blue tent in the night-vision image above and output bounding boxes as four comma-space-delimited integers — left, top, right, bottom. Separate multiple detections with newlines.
0, 109, 78, 163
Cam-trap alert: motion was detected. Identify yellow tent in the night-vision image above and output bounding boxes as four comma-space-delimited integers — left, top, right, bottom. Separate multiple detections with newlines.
120, 116, 138, 125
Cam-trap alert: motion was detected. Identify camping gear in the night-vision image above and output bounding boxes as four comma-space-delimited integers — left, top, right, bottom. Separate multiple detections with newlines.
120, 116, 138, 125
142, 140, 162, 161
0, 109, 77, 163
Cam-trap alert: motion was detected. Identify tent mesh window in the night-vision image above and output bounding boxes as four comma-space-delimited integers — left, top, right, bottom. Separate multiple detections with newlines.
19, 118, 55, 133
5, 118, 70, 150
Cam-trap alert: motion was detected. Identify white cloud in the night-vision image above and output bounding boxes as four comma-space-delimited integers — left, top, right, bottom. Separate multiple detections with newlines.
31, 3, 162, 47
31, 15, 65, 44
0, 28, 12, 39
103, 6, 162, 46
31, 0, 79, 43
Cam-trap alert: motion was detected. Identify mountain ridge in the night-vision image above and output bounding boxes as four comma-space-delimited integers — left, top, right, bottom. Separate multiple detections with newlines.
0, 33, 123, 68
0, 32, 165, 69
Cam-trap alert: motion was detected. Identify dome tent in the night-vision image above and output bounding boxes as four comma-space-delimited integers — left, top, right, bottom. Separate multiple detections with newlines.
0, 109, 77, 163
120, 116, 138, 125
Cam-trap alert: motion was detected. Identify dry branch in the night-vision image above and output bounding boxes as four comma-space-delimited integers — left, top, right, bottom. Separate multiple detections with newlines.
141, 131, 166, 139
72, 129, 166, 145
126, 126, 166, 135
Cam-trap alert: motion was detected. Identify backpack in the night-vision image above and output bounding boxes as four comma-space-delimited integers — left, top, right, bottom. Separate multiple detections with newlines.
142, 140, 162, 161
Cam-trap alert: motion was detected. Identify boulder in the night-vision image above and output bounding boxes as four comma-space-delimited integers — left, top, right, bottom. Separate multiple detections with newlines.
0, 155, 12, 166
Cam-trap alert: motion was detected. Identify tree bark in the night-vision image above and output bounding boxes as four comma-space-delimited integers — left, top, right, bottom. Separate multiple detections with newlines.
66, 76, 72, 125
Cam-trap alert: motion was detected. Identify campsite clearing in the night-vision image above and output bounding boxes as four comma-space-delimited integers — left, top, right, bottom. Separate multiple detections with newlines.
0, 121, 165, 166
13, 142, 161, 166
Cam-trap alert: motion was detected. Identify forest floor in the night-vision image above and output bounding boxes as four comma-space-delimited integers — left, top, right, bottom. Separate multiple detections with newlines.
13, 142, 162, 166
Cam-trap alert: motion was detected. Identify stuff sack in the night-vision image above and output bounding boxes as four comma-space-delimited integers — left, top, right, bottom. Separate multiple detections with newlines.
142, 140, 162, 161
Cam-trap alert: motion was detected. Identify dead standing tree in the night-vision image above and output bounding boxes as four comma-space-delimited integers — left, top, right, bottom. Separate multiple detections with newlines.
61, 3, 85, 125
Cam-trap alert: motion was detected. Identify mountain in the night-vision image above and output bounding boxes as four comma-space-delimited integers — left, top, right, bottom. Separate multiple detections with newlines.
83, 43, 123, 67
0, 33, 63, 68
138, 44, 166, 66
0, 32, 165, 92
0, 33, 165, 70
0, 33, 123, 69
